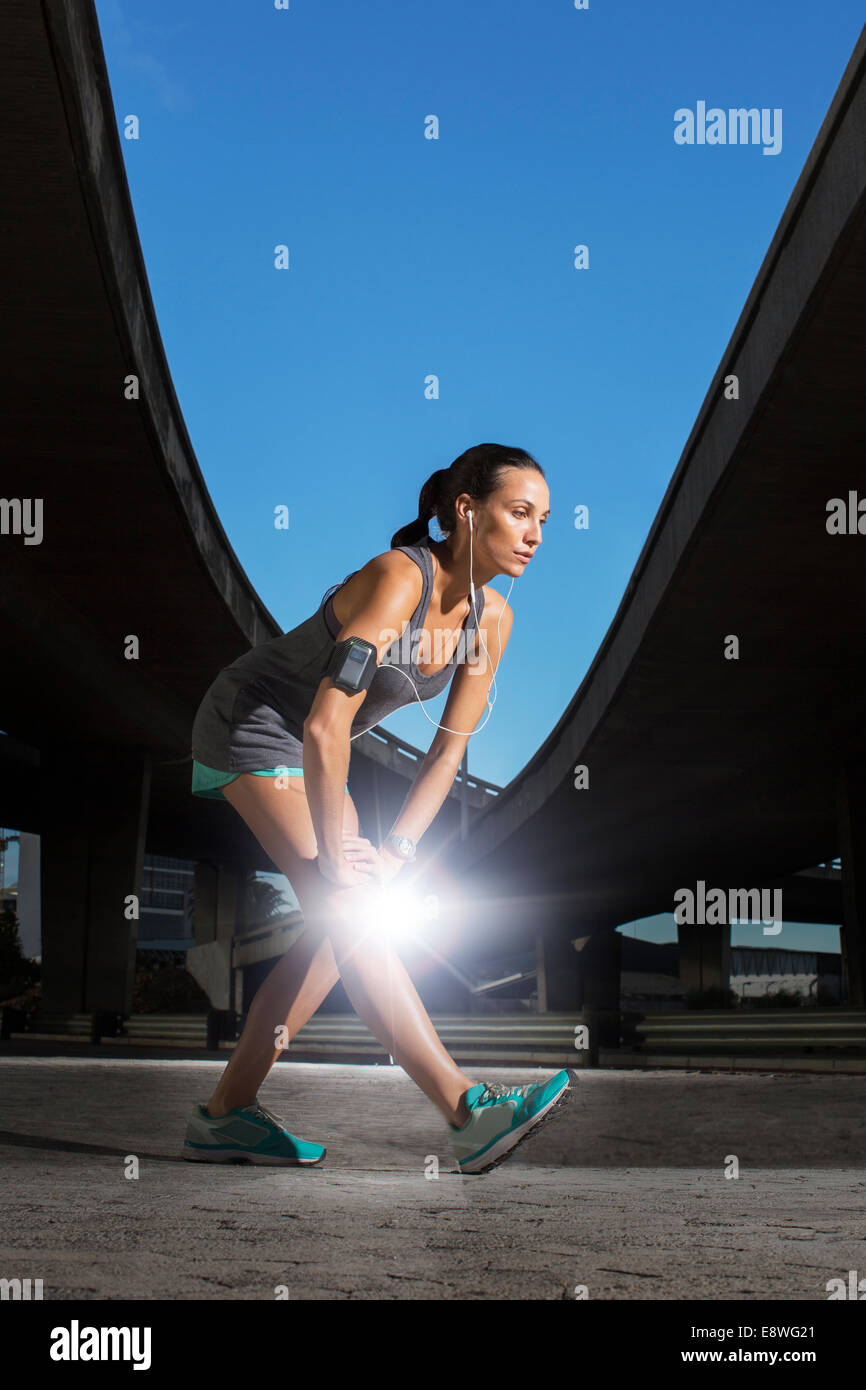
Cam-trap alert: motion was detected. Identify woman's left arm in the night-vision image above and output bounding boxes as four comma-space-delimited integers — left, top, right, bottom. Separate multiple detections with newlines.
378, 592, 514, 876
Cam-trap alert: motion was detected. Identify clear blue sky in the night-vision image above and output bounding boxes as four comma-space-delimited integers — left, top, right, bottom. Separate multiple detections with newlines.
93, 0, 859, 945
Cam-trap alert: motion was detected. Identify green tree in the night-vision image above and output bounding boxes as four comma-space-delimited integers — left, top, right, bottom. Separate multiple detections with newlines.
244, 874, 287, 925
0, 908, 39, 1001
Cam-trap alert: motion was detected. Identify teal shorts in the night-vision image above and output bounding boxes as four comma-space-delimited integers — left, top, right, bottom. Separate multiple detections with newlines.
191, 759, 349, 800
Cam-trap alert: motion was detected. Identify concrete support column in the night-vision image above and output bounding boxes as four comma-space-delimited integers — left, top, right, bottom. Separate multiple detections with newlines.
573, 928, 622, 1049
187, 861, 244, 1010
17, 831, 42, 960
39, 744, 151, 1015
676, 917, 731, 997
536, 913, 622, 1046
837, 764, 866, 1007
535, 918, 583, 1013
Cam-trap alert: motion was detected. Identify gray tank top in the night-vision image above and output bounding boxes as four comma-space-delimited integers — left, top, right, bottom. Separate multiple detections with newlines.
190, 536, 485, 771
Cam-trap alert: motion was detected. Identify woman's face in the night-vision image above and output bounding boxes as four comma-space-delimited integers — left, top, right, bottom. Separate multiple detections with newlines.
472, 467, 550, 576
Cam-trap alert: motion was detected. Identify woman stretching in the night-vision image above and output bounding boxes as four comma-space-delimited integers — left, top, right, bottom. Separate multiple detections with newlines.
183, 443, 572, 1175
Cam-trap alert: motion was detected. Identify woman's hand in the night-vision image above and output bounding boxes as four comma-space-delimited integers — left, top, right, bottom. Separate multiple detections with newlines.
317, 833, 392, 888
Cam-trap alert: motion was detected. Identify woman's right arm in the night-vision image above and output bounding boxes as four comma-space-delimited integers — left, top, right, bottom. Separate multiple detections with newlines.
302, 551, 423, 884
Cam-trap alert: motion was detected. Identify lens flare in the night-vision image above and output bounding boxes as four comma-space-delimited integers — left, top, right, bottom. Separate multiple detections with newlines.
351, 883, 439, 942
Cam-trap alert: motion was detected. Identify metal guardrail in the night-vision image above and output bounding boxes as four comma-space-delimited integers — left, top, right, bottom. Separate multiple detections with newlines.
2, 1007, 591, 1064
1, 1009, 211, 1044
283, 1015, 590, 1065
635, 1009, 866, 1051
10, 1009, 866, 1075
8, 1007, 866, 1062
0, 1010, 122, 1042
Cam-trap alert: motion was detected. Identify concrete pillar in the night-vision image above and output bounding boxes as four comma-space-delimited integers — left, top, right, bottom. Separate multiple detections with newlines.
535, 918, 583, 1012
187, 861, 244, 1010
677, 917, 731, 997
39, 745, 151, 1015
574, 928, 622, 1049
17, 831, 42, 960
536, 911, 621, 1035
837, 764, 866, 1007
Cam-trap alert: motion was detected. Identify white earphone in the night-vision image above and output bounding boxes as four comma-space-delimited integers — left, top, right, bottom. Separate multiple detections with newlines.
351, 503, 515, 739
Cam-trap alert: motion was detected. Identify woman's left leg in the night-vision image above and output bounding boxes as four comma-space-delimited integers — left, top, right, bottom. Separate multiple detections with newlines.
205, 921, 340, 1116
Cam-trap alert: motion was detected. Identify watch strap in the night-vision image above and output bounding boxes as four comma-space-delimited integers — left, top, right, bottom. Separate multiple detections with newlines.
384, 833, 416, 861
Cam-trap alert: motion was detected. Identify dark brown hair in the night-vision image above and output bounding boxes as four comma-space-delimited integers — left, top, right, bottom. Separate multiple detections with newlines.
390, 443, 545, 548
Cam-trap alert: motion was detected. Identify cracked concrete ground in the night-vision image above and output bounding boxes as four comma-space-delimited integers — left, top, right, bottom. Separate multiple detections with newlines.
1, 1057, 864, 1299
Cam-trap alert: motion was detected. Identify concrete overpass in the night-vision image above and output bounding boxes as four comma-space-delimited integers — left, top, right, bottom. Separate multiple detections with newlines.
445, 26, 866, 1021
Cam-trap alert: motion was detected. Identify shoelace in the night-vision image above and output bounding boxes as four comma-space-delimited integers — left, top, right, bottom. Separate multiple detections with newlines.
479, 1081, 534, 1105
250, 1101, 286, 1131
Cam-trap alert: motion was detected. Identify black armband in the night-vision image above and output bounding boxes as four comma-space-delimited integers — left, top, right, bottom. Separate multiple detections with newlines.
325, 637, 378, 694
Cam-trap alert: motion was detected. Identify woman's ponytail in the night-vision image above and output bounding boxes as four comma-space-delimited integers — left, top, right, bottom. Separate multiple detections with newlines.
390, 468, 445, 549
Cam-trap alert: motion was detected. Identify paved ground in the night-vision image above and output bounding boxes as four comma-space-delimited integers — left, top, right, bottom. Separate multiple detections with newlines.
1, 1057, 864, 1300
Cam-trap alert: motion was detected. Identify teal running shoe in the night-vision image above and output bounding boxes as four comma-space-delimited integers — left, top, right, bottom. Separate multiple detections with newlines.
450, 1070, 574, 1174
182, 1099, 326, 1166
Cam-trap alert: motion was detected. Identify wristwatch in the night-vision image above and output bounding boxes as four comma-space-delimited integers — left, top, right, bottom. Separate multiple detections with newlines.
383, 833, 417, 862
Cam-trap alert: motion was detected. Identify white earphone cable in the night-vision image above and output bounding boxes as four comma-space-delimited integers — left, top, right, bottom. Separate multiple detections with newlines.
349, 509, 514, 739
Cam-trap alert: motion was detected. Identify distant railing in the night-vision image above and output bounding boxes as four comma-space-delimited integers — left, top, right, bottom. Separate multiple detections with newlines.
633, 1009, 866, 1053
358, 725, 502, 798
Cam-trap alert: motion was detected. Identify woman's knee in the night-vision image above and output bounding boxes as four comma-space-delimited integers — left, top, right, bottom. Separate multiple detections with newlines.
297, 872, 364, 931
303, 881, 381, 950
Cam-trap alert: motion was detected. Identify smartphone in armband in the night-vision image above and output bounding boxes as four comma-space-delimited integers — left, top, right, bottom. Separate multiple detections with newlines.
325, 636, 378, 694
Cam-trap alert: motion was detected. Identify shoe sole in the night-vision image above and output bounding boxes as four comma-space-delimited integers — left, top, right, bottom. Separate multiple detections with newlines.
456, 1071, 576, 1175
181, 1145, 326, 1167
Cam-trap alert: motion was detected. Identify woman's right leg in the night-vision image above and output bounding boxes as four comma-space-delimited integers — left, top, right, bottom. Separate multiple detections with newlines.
207, 771, 475, 1129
